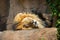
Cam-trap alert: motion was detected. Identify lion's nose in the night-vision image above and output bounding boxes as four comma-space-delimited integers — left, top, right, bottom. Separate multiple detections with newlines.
32, 20, 37, 25
33, 21, 37, 25
32, 20, 38, 28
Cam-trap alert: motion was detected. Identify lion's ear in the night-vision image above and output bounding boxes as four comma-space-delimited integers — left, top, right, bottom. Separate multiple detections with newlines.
14, 13, 21, 23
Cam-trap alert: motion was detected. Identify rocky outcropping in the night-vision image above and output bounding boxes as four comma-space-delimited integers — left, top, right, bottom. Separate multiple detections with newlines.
0, 28, 57, 40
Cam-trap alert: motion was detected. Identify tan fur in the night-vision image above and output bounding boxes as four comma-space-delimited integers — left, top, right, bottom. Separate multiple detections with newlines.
13, 12, 44, 30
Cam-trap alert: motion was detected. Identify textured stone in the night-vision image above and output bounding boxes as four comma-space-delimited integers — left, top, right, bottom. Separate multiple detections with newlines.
0, 0, 9, 31
0, 28, 57, 40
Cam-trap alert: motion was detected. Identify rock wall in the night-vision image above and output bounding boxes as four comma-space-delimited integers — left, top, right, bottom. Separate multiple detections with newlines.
0, 0, 9, 31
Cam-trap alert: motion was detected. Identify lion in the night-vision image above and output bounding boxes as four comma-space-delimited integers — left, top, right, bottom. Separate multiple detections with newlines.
13, 12, 45, 30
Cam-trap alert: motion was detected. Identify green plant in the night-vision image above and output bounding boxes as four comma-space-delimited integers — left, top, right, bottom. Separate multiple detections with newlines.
46, 0, 60, 40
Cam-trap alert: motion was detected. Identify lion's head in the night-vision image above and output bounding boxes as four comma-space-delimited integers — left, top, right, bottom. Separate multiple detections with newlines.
13, 12, 45, 30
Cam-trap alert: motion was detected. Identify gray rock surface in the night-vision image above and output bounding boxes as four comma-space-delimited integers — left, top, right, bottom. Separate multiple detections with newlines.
0, 28, 57, 40
0, 0, 9, 31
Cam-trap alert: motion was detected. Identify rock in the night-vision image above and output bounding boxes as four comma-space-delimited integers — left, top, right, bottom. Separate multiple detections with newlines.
0, 28, 57, 40
0, 0, 9, 31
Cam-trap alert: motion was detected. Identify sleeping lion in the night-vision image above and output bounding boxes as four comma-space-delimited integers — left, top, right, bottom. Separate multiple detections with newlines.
13, 12, 45, 30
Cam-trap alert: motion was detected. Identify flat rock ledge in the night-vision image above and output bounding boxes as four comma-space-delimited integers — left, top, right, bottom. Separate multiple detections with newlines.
0, 28, 57, 40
